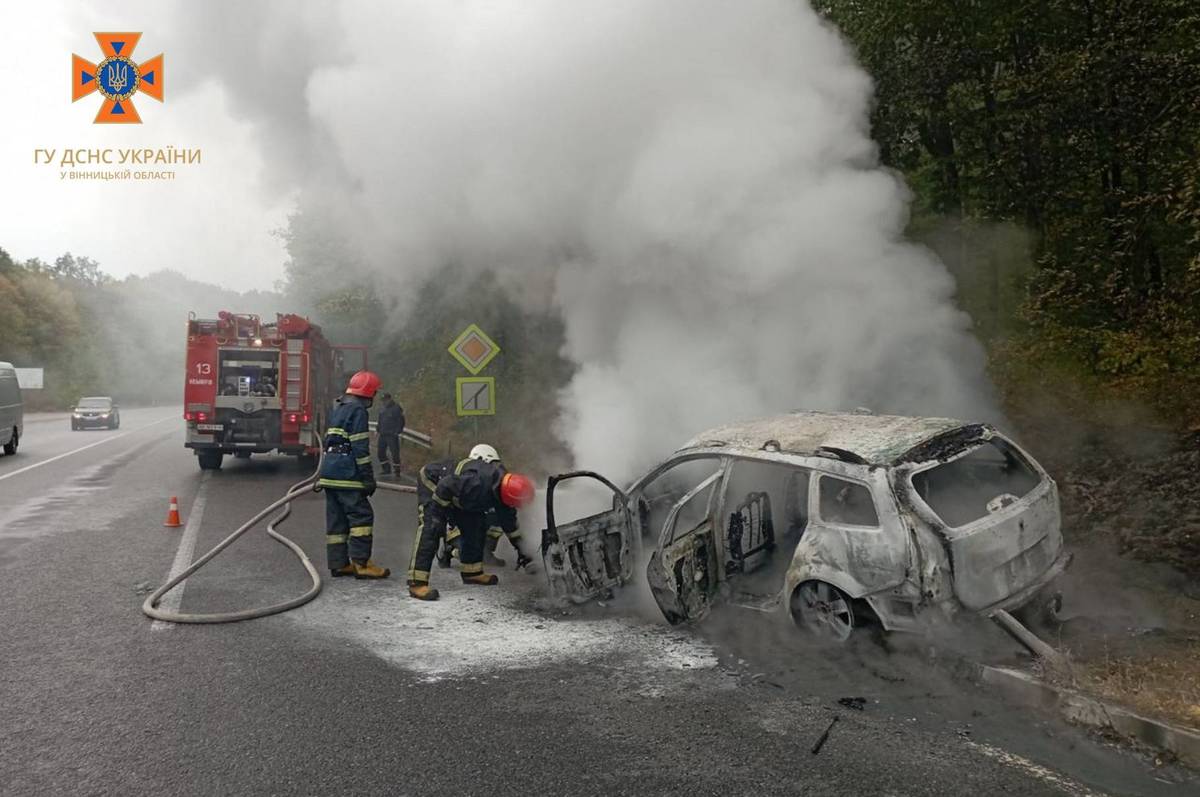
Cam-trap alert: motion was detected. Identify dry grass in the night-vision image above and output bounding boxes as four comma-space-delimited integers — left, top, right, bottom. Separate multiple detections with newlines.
1068, 638, 1200, 731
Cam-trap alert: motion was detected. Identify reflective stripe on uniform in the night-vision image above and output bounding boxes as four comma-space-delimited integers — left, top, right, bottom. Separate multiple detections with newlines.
407, 506, 427, 581
446, 527, 462, 542
507, 531, 522, 543
325, 427, 348, 437
317, 478, 366, 489
487, 527, 503, 539
349, 526, 373, 537
409, 569, 430, 582
454, 458, 470, 475
355, 456, 372, 465
460, 561, 483, 574
349, 432, 370, 441
432, 493, 451, 507
326, 534, 348, 545
419, 469, 439, 492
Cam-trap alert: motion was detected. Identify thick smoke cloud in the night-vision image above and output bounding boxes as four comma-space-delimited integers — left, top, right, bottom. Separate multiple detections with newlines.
180, 0, 997, 480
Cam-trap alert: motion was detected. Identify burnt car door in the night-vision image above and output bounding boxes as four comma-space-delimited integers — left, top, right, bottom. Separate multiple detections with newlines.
542, 456, 726, 604
646, 470, 724, 624
541, 472, 636, 602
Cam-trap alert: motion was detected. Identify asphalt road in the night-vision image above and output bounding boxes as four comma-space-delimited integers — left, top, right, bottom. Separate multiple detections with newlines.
0, 409, 1195, 796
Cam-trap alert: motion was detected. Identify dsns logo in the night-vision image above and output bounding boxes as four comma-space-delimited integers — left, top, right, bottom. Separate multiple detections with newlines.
72, 33, 163, 124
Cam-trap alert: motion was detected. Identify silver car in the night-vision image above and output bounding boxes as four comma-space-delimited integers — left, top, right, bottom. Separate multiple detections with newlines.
0, 362, 22, 456
542, 411, 1070, 640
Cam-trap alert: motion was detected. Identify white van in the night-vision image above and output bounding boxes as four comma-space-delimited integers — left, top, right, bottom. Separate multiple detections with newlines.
0, 362, 23, 456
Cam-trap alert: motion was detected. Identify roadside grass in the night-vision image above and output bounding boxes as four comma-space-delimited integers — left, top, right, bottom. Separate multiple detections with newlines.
1075, 638, 1200, 731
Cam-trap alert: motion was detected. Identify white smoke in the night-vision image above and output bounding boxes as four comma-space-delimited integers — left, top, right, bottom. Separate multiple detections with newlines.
180, 0, 996, 480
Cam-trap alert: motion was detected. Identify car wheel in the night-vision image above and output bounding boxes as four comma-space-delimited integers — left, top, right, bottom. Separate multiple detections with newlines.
2, 428, 16, 456
198, 450, 224, 471
790, 581, 856, 642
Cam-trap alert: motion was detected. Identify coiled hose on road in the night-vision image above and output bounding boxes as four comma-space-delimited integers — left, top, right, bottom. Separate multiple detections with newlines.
141, 461, 415, 625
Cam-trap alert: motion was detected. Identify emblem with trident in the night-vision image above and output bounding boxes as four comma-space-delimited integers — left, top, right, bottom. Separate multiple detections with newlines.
106, 60, 129, 94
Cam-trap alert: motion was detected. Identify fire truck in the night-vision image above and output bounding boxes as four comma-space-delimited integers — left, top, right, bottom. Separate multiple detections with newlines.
183, 312, 367, 470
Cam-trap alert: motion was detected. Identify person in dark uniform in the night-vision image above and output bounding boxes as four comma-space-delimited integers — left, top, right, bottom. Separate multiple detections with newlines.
406, 444, 535, 601
317, 370, 389, 579
375, 392, 405, 476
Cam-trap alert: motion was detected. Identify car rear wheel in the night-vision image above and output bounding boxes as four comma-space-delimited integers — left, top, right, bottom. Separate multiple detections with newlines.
2, 428, 16, 455
198, 450, 224, 471
790, 581, 856, 642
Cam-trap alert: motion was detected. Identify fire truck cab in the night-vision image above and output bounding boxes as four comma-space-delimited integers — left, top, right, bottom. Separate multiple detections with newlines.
183, 312, 366, 470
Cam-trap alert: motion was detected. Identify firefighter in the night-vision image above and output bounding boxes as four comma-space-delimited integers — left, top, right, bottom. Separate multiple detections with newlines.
375, 392, 405, 476
406, 443, 535, 601
436, 507, 513, 569
437, 445, 529, 568
317, 370, 390, 579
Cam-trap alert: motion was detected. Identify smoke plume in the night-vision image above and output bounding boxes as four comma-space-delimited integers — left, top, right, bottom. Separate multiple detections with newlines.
178, 0, 997, 480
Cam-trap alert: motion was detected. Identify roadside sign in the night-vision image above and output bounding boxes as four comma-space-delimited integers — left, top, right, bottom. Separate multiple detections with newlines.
14, 368, 44, 389
448, 324, 500, 375
456, 376, 495, 416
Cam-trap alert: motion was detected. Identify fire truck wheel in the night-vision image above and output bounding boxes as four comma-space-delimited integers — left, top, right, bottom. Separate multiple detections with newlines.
198, 450, 224, 471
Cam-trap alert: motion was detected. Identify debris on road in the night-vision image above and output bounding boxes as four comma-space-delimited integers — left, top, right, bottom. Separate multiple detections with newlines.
811, 714, 839, 755
837, 696, 866, 711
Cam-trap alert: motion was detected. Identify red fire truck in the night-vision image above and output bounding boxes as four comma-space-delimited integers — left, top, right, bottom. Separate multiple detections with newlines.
183, 312, 367, 470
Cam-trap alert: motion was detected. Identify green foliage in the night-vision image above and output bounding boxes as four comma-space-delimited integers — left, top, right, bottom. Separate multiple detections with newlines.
819, 0, 1200, 429
279, 213, 575, 474
0, 246, 282, 409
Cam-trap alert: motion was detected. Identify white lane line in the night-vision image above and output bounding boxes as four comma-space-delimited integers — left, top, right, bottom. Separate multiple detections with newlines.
151, 471, 212, 631
966, 740, 1110, 797
0, 415, 175, 483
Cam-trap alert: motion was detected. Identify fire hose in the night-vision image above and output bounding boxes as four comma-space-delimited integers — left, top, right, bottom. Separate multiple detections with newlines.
141, 461, 415, 625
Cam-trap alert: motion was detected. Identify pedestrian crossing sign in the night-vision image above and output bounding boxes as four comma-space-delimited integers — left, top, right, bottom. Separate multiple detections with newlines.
448, 324, 500, 375
456, 376, 495, 416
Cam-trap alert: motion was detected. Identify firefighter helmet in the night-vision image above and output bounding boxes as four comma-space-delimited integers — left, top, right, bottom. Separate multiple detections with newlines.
499, 472, 536, 509
469, 443, 500, 463
345, 370, 382, 398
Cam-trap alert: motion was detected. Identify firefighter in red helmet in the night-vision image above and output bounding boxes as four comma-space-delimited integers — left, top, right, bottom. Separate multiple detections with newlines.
317, 370, 389, 579
406, 444, 536, 601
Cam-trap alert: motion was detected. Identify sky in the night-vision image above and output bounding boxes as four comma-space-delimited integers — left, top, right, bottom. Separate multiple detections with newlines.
0, 2, 290, 290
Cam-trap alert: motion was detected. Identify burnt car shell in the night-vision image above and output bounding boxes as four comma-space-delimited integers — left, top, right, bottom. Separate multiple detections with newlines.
541, 412, 1070, 635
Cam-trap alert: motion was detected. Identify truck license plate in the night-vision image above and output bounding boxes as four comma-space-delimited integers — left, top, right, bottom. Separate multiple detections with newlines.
197, 423, 224, 432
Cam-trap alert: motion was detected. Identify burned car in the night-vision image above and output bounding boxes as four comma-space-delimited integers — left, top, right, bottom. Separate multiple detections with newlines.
541, 412, 1070, 640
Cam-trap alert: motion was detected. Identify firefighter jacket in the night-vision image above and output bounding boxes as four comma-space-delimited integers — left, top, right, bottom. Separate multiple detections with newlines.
377, 400, 405, 436
317, 395, 375, 490
421, 458, 519, 540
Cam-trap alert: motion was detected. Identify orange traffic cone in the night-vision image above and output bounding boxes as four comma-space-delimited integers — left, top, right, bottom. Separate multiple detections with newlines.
164, 496, 183, 528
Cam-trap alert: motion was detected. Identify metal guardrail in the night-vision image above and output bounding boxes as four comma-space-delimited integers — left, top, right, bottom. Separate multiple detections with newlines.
367, 420, 432, 449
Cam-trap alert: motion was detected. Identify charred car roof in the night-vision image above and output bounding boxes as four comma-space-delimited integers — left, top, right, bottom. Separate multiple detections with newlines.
680, 411, 987, 466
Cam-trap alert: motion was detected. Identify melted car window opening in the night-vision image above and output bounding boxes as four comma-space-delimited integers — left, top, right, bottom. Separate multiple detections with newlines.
818, 475, 880, 528
910, 439, 1041, 528
720, 460, 811, 594
669, 472, 722, 543
640, 457, 722, 540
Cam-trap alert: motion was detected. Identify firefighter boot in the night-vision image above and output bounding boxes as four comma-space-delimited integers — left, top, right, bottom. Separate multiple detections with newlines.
353, 559, 391, 579
483, 535, 506, 567
331, 563, 357, 578
461, 572, 499, 586
408, 581, 440, 601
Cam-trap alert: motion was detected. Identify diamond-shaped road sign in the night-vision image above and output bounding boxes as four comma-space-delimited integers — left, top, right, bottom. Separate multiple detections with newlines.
448, 324, 500, 375
456, 376, 495, 416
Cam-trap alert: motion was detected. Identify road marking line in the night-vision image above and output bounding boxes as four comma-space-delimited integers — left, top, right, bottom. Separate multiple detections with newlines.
965, 740, 1109, 797
151, 470, 212, 631
0, 415, 175, 483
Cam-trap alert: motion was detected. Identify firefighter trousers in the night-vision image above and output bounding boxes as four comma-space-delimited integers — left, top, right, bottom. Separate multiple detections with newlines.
325, 489, 374, 569
407, 502, 486, 584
